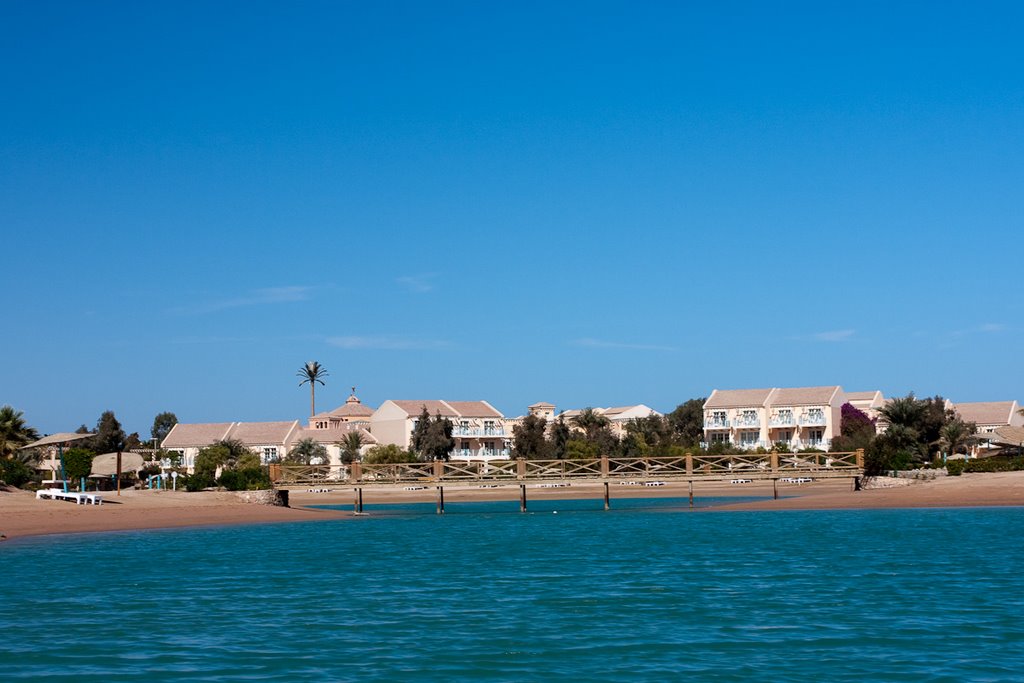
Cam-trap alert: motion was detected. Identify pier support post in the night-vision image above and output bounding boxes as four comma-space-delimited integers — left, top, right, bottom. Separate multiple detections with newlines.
358, 487, 364, 512
604, 481, 610, 510
688, 480, 694, 508
520, 484, 527, 512
437, 486, 445, 514
773, 479, 778, 500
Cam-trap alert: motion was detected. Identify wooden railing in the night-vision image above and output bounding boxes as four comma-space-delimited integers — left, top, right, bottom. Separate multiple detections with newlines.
271, 450, 864, 486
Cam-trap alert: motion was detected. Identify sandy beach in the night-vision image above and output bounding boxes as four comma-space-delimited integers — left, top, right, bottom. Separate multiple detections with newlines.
2, 472, 1022, 542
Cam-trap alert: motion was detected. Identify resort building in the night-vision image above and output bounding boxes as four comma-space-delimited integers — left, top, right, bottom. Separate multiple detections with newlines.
953, 401, 1023, 434
293, 425, 377, 464
557, 405, 663, 437
369, 400, 510, 460
309, 389, 375, 430
846, 390, 886, 421
161, 420, 302, 469
703, 386, 846, 450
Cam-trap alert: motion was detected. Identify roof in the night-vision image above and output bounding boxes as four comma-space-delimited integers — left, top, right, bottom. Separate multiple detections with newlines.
387, 400, 460, 417
91, 452, 146, 475
770, 386, 841, 406
987, 426, 1024, 447
529, 402, 555, 409
295, 426, 377, 445
704, 389, 775, 409
230, 421, 300, 445
955, 401, 1017, 426
846, 391, 881, 401
20, 432, 95, 449
162, 423, 235, 448
445, 401, 503, 418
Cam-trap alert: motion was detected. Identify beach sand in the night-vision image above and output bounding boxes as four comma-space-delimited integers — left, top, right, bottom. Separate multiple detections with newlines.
2, 472, 1022, 542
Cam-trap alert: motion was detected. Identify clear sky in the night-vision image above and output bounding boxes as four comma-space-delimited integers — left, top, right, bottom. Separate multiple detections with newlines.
2, 1, 1022, 436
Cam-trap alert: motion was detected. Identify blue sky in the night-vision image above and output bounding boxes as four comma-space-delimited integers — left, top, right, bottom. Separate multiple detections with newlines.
2, 1, 1022, 436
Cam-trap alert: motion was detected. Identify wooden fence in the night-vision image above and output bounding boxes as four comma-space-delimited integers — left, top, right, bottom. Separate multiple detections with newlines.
270, 450, 864, 487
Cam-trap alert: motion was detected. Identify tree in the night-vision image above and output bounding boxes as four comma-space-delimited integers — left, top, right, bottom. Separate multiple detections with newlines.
512, 414, 550, 460
286, 438, 328, 465
667, 398, 706, 447
547, 416, 571, 459
340, 431, 365, 464
878, 393, 954, 462
0, 405, 40, 458
195, 439, 253, 477
410, 408, 455, 461
939, 419, 976, 462
831, 403, 876, 452
151, 412, 178, 444
297, 361, 328, 417
624, 415, 673, 454
94, 411, 127, 454
63, 447, 96, 489
564, 439, 600, 460
570, 408, 611, 438
363, 444, 415, 464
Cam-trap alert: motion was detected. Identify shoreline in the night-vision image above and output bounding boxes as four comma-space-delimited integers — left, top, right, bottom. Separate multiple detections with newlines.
3, 472, 1023, 543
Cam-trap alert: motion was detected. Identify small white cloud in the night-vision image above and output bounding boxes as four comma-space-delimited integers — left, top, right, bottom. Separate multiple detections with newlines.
397, 274, 436, 293
812, 330, 855, 342
327, 335, 450, 350
570, 338, 677, 352
979, 323, 1005, 333
169, 286, 315, 315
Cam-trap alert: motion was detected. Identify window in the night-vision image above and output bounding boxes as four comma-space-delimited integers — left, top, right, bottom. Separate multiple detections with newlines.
739, 431, 759, 446
710, 432, 728, 443
808, 429, 824, 444
262, 447, 279, 464
777, 430, 792, 441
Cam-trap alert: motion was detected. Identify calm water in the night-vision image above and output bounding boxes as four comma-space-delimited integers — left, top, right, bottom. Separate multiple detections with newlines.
3, 499, 1024, 681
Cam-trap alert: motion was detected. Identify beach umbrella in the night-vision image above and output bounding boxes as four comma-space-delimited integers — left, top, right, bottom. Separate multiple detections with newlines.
91, 452, 145, 476
20, 432, 94, 493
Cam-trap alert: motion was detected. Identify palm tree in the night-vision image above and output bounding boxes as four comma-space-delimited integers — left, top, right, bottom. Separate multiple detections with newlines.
0, 405, 40, 459
878, 394, 926, 429
286, 438, 328, 465
569, 408, 611, 439
297, 361, 328, 417
939, 419, 976, 463
340, 431, 365, 464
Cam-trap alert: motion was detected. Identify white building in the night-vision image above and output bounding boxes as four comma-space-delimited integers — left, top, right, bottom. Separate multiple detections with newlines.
370, 400, 510, 461
703, 386, 846, 450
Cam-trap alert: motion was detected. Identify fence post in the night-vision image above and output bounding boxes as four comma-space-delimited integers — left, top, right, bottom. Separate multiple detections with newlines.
855, 448, 865, 469
433, 458, 445, 481
685, 452, 693, 476
350, 460, 361, 483
770, 450, 779, 473
600, 455, 609, 478
516, 458, 526, 480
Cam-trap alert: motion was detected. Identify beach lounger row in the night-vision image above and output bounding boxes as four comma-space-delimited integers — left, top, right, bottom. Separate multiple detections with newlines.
35, 489, 104, 505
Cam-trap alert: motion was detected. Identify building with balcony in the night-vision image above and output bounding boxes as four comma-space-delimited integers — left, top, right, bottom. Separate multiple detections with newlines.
369, 400, 510, 461
703, 386, 846, 451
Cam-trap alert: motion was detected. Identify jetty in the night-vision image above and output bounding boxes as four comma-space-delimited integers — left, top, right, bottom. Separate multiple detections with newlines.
271, 450, 865, 513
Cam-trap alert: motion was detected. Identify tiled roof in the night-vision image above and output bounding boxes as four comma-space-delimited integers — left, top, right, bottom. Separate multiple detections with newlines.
771, 386, 840, 406
955, 401, 1017, 426
846, 391, 881, 401
704, 389, 775, 409
230, 421, 300, 445
529, 402, 555, 408
162, 423, 235, 448
445, 401, 503, 418
296, 426, 377, 445
328, 402, 375, 417
389, 400, 460, 417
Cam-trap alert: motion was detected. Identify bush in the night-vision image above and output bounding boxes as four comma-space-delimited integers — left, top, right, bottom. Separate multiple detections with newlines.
948, 456, 1024, 477
218, 467, 271, 491
363, 444, 416, 464
184, 472, 216, 492
0, 459, 34, 488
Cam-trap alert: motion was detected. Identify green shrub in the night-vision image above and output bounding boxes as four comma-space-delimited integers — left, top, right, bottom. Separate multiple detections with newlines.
218, 467, 271, 491
184, 472, 216, 492
0, 459, 34, 488
947, 460, 965, 476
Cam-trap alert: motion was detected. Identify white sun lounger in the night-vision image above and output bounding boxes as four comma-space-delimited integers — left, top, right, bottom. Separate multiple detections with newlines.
36, 489, 104, 505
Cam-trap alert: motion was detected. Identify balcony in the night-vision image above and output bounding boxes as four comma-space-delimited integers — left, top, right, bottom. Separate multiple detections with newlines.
769, 415, 796, 427
799, 413, 827, 426
792, 438, 831, 451
450, 448, 511, 460
704, 418, 731, 429
733, 415, 761, 428
452, 426, 507, 437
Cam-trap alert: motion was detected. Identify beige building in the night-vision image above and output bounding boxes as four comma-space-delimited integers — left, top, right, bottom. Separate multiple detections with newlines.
370, 400, 510, 460
162, 421, 302, 470
309, 390, 375, 430
846, 390, 885, 421
703, 386, 846, 450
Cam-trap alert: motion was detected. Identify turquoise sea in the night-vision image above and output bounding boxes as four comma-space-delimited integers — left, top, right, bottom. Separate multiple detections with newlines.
3, 497, 1024, 681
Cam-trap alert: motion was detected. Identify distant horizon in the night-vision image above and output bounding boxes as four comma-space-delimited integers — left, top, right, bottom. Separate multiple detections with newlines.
3, 2, 1021, 436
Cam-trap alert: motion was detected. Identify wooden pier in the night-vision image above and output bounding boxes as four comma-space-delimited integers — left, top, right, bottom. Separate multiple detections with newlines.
271, 450, 865, 512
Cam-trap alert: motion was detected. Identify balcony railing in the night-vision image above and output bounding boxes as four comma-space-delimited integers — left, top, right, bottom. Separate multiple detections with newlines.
733, 415, 761, 427
704, 418, 731, 429
450, 448, 511, 459
799, 414, 827, 426
769, 415, 796, 427
452, 426, 507, 437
